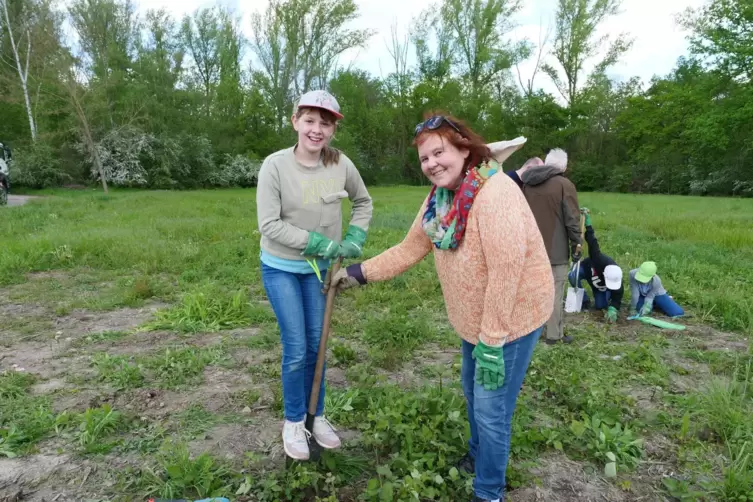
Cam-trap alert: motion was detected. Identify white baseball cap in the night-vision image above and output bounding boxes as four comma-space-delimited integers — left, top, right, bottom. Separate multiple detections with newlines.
296, 90, 343, 120
604, 265, 623, 290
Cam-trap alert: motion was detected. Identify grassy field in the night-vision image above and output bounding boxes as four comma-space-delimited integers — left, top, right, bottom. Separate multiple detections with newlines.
0, 187, 752, 502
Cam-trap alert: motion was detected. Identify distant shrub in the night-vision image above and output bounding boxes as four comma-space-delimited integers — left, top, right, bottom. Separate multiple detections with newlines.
10, 142, 70, 188
210, 154, 260, 187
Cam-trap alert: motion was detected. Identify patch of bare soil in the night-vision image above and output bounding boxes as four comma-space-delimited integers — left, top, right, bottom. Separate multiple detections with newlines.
53, 305, 163, 338
0, 302, 48, 319
508, 454, 632, 502
622, 384, 664, 413
113, 366, 257, 417
0, 455, 74, 502
685, 323, 750, 352
188, 420, 284, 461
0, 304, 162, 377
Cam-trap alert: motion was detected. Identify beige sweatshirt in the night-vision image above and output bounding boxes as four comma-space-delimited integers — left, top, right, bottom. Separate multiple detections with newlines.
256, 146, 373, 261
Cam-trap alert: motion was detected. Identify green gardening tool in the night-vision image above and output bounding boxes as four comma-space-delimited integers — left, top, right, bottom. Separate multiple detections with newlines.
627, 314, 685, 331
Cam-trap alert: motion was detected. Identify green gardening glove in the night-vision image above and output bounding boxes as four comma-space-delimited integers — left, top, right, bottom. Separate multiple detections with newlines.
303, 232, 340, 260
605, 306, 618, 323
472, 340, 505, 391
338, 225, 367, 259
580, 207, 592, 227
641, 300, 653, 317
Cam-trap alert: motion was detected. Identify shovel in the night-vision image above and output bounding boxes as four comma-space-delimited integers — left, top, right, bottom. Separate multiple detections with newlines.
301, 257, 342, 462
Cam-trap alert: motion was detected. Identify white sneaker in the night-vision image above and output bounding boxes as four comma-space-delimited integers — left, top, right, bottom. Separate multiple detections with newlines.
312, 416, 341, 449
282, 420, 310, 460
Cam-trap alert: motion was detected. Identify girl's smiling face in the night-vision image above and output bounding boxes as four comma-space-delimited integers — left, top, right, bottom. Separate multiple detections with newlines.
292, 108, 336, 156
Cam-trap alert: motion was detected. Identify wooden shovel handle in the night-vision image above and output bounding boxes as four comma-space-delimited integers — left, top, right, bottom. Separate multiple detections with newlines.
307, 258, 342, 417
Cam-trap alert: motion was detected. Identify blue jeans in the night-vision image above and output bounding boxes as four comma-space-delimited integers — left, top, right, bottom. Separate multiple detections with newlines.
261, 262, 327, 422
461, 327, 543, 500
568, 266, 610, 309
636, 294, 684, 317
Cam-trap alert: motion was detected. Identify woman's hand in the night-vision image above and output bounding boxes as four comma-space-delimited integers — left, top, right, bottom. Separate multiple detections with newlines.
472, 340, 505, 391
322, 263, 367, 295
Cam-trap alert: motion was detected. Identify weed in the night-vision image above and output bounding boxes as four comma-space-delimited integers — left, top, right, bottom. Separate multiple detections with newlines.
687, 365, 752, 445
330, 340, 357, 367
662, 477, 706, 501
0, 371, 56, 456
144, 290, 254, 332
173, 404, 217, 439
77, 404, 127, 454
569, 413, 644, 475
143, 441, 235, 500
92, 353, 145, 390
0, 371, 36, 399
714, 441, 753, 501
142, 345, 226, 389
76, 330, 130, 345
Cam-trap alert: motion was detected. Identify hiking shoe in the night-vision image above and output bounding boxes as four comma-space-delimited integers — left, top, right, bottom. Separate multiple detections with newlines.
282, 420, 310, 460
312, 416, 341, 449
457, 452, 475, 475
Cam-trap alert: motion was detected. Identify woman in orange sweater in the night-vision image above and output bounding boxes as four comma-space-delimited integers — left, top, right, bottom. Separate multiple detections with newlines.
328, 114, 554, 502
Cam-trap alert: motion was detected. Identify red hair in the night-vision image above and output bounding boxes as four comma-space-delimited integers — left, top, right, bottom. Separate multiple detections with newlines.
413, 111, 491, 169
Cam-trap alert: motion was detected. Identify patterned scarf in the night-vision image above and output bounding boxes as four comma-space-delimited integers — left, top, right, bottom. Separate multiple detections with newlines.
422, 159, 500, 250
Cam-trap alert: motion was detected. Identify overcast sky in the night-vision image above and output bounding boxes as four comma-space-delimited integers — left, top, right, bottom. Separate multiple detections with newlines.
132, 0, 707, 97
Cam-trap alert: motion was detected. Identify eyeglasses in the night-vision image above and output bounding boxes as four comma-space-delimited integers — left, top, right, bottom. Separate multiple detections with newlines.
414, 116, 461, 137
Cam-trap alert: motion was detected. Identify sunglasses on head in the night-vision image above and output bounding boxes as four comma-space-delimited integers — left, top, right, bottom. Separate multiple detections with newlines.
414, 115, 461, 137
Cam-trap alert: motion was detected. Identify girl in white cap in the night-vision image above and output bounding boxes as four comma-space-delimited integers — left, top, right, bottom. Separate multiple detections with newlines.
569, 209, 624, 323
256, 90, 373, 460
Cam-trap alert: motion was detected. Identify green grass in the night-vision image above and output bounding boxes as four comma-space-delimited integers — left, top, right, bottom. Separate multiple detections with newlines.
1, 188, 752, 500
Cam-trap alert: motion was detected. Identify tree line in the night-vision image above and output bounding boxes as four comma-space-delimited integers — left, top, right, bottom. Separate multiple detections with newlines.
1, 0, 751, 196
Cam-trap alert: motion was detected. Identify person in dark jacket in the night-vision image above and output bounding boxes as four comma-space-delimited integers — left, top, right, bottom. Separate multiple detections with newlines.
569, 208, 624, 323
506, 157, 543, 189
522, 148, 582, 344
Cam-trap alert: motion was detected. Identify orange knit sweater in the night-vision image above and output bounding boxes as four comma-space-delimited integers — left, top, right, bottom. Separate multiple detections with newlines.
362, 173, 555, 346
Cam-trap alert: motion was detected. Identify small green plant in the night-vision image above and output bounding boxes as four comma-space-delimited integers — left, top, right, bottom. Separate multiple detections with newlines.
688, 365, 752, 445
662, 477, 706, 501
0, 372, 56, 456
77, 404, 126, 453
173, 404, 216, 439
128, 275, 155, 300
143, 346, 225, 389
77, 330, 130, 346
712, 442, 753, 501
0, 371, 36, 399
143, 441, 235, 500
331, 341, 357, 367
144, 290, 253, 332
0, 426, 25, 458
92, 353, 145, 389
569, 413, 643, 476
